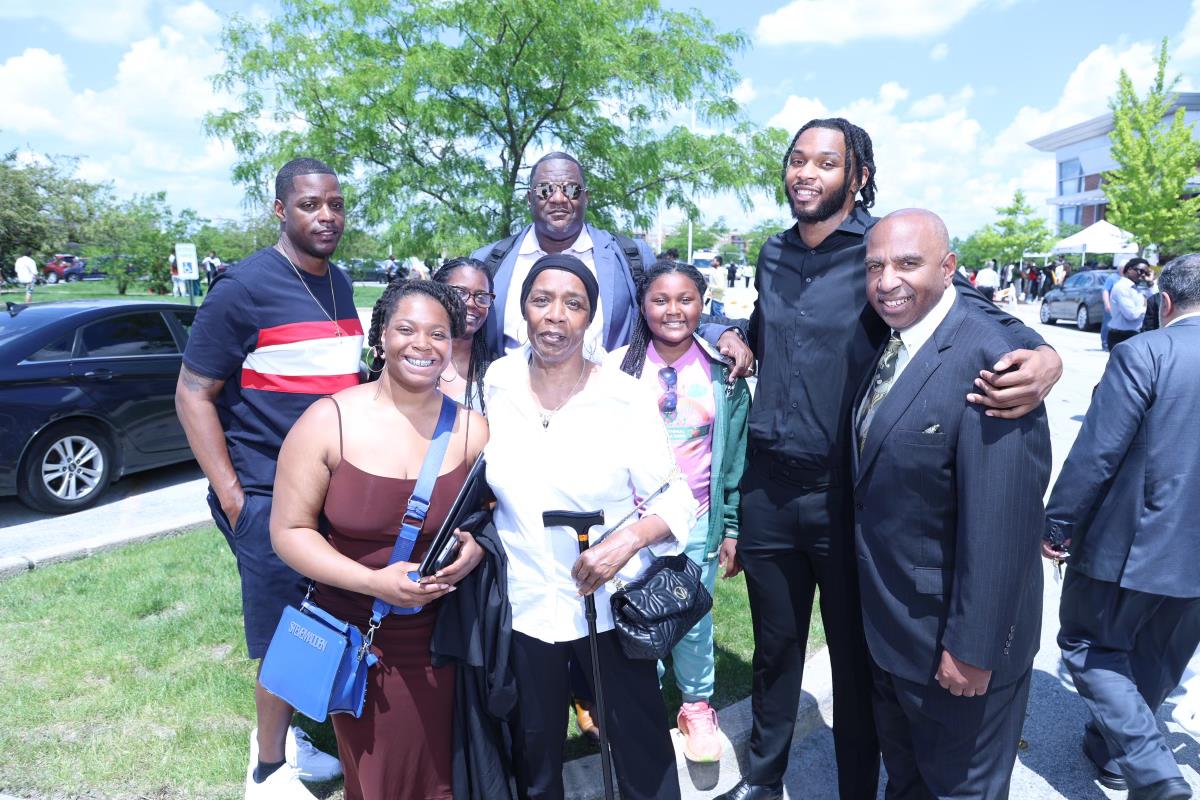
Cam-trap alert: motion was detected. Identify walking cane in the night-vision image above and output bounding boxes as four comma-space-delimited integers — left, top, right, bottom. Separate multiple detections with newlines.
542, 509, 615, 800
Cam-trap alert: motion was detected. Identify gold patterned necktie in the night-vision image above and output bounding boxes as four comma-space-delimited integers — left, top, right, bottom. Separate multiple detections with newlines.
858, 331, 904, 454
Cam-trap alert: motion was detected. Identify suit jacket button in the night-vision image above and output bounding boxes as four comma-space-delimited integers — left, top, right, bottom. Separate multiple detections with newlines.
855, 503, 864, 511
1003, 648, 1010, 655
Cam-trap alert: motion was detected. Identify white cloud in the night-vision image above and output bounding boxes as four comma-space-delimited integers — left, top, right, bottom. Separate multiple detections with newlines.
741, 2, 1200, 243
0, 0, 155, 45
930, 42, 949, 61
908, 86, 974, 119
755, 0, 983, 46
0, 2, 245, 220
731, 78, 758, 106
1177, 0, 1200, 62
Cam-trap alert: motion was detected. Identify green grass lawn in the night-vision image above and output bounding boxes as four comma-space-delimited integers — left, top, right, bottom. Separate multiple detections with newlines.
2, 277, 387, 311
0, 530, 825, 798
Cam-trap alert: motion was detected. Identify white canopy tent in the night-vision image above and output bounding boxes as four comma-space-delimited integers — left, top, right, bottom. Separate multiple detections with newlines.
1051, 220, 1139, 267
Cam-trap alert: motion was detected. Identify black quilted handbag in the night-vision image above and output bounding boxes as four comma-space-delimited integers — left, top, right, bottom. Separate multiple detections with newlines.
610, 553, 714, 660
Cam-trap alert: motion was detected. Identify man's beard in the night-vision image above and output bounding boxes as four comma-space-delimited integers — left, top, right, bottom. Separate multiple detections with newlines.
790, 181, 851, 223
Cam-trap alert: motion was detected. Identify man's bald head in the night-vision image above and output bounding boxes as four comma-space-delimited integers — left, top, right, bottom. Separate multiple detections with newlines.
865, 208, 957, 331
871, 208, 950, 253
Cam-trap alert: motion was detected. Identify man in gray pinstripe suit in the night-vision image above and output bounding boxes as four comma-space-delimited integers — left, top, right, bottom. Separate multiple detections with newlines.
851, 209, 1052, 799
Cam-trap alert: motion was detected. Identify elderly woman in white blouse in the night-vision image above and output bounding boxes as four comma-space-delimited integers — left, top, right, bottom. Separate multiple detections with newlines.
484, 253, 695, 800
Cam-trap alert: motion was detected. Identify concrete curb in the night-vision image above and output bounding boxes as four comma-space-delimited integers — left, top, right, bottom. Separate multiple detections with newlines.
0, 518, 211, 580
564, 646, 833, 800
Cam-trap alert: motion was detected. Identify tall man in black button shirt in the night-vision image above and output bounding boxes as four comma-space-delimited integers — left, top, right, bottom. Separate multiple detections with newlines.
716, 119, 1063, 800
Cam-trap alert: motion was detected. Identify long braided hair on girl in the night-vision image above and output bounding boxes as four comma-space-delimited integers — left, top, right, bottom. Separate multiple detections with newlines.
619, 259, 708, 379
431, 257, 494, 412
366, 279, 466, 382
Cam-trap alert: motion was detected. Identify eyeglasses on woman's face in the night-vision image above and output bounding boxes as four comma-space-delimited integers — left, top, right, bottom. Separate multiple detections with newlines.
449, 285, 497, 307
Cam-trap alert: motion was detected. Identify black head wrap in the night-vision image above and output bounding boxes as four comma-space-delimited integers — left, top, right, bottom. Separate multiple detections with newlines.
519, 253, 600, 322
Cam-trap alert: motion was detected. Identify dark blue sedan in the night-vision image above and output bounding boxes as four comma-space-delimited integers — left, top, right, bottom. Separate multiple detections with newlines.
0, 300, 196, 514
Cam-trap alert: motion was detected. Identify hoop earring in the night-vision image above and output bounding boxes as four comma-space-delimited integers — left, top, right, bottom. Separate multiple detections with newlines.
584, 340, 598, 362
367, 346, 384, 376
517, 325, 530, 347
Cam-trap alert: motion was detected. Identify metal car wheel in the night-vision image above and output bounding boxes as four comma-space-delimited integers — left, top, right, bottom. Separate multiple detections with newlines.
1039, 302, 1054, 325
1075, 304, 1090, 331
45, 272, 59, 284
18, 422, 114, 514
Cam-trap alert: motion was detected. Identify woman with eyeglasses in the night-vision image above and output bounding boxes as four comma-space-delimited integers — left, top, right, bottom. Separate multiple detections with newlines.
610, 260, 751, 765
483, 252, 695, 799
432, 257, 497, 413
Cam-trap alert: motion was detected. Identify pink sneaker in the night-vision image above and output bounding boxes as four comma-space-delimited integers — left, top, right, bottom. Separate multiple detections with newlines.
677, 701, 723, 763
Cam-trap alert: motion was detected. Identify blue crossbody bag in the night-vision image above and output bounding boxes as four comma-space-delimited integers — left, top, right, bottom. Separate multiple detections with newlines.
259, 396, 458, 722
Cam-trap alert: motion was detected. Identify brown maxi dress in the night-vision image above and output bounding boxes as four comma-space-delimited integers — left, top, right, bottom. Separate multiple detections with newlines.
313, 436, 468, 800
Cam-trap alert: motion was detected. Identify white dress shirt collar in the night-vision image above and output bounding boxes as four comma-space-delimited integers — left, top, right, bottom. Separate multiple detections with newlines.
519, 224, 595, 256
896, 284, 957, 368
1166, 309, 1200, 328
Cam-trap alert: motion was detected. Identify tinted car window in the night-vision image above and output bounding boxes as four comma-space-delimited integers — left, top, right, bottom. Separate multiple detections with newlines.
1063, 274, 1087, 289
169, 310, 195, 343
79, 313, 178, 358
26, 333, 76, 362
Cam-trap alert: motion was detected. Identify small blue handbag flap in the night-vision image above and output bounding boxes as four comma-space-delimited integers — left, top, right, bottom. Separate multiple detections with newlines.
260, 604, 349, 723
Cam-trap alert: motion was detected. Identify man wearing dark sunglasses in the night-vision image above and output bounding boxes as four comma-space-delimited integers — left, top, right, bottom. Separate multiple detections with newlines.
472, 152, 753, 369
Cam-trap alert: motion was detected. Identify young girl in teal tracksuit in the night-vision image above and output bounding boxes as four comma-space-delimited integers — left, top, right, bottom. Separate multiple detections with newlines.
608, 259, 750, 763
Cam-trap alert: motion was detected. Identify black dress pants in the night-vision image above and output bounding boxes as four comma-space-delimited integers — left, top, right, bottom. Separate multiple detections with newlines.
871, 661, 1031, 799
509, 630, 680, 800
738, 453, 880, 798
1058, 569, 1200, 789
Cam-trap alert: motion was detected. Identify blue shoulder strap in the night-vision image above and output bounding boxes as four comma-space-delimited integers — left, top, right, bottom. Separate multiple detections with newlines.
370, 395, 458, 621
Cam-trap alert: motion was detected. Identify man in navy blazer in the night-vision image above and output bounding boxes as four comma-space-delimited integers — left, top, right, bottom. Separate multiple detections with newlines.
1046, 254, 1200, 800
471, 152, 751, 364
852, 209, 1051, 798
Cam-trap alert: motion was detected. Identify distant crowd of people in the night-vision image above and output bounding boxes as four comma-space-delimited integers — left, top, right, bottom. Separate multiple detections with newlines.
177, 115, 1200, 800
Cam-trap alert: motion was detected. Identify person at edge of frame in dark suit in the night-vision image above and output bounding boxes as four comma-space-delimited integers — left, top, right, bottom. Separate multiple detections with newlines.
1044, 254, 1200, 800
852, 209, 1051, 799
713, 119, 1063, 800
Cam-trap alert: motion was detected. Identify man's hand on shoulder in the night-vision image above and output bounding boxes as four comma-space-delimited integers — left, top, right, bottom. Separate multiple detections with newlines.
966, 345, 1062, 419
936, 649, 992, 697
718, 329, 755, 379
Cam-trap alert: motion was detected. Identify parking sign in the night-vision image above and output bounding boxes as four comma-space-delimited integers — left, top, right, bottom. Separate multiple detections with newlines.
175, 243, 199, 280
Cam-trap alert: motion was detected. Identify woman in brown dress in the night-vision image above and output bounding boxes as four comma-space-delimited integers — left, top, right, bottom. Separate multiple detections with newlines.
272, 279, 489, 799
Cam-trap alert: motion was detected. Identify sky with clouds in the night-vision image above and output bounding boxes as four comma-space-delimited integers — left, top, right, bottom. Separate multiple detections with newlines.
0, 0, 1196, 244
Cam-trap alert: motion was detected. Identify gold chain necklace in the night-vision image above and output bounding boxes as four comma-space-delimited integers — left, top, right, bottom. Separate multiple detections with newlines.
530, 359, 589, 430
275, 245, 341, 337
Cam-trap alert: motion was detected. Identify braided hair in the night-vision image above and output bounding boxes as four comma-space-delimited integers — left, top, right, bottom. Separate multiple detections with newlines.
432, 257, 494, 412
782, 117, 878, 209
619, 260, 708, 379
366, 279, 466, 381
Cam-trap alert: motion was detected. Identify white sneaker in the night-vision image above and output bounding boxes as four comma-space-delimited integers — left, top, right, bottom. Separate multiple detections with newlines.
244, 762, 318, 800
248, 726, 343, 783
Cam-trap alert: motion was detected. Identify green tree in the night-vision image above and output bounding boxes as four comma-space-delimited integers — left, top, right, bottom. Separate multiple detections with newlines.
1105, 38, 1200, 255
86, 192, 200, 294
661, 217, 728, 257
208, 0, 788, 252
742, 217, 791, 266
194, 212, 280, 263
953, 191, 1051, 269
0, 151, 106, 276
990, 190, 1053, 266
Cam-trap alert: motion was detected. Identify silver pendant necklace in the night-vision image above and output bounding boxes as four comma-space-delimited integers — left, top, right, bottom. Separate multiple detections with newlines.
275, 245, 341, 337
531, 360, 589, 430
